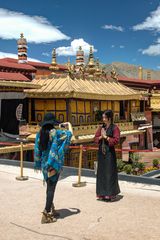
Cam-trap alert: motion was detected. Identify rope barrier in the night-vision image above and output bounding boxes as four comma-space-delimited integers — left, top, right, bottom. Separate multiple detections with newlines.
0, 141, 158, 187
69, 145, 156, 152
69, 144, 158, 188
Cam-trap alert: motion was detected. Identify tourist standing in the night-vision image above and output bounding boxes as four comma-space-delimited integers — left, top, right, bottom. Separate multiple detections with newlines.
94, 110, 120, 201
34, 113, 72, 223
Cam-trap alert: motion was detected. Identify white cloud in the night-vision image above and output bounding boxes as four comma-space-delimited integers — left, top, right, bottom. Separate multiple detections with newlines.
42, 52, 50, 57
120, 45, 125, 49
111, 45, 125, 49
133, 6, 160, 32
140, 43, 160, 56
102, 25, 124, 32
0, 51, 43, 62
133, 6, 160, 57
0, 8, 70, 43
56, 38, 97, 56
138, 38, 160, 56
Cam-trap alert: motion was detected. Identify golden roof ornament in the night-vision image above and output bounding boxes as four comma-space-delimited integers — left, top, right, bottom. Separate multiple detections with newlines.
76, 46, 84, 68
111, 66, 118, 80
20, 33, 24, 38
138, 65, 143, 80
51, 48, 57, 65
17, 33, 28, 63
86, 46, 96, 76
95, 58, 102, 76
49, 48, 59, 72
66, 57, 71, 69
68, 64, 76, 78
17, 33, 27, 45
88, 46, 95, 66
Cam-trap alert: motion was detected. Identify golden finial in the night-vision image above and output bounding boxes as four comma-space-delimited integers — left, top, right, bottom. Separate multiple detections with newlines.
20, 33, 24, 38
88, 46, 95, 66
66, 57, 71, 70
94, 58, 102, 77
49, 48, 59, 72
51, 48, 57, 65
111, 66, 118, 80
138, 65, 143, 80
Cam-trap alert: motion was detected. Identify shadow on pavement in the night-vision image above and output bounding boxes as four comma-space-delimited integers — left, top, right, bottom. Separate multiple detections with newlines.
57, 208, 81, 219
112, 194, 124, 202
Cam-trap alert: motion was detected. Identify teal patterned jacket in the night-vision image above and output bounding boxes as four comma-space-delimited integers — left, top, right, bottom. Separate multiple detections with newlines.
34, 129, 72, 182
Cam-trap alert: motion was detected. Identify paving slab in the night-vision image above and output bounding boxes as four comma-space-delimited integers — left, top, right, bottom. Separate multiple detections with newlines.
0, 165, 160, 240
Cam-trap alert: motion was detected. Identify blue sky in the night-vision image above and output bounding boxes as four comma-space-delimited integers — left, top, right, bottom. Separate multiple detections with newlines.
0, 0, 160, 69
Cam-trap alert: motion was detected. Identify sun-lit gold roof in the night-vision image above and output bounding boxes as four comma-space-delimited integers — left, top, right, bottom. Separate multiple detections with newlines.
0, 80, 42, 89
25, 74, 141, 100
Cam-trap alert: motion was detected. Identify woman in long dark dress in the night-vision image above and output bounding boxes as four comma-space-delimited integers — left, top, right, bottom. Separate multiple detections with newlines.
94, 110, 120, 202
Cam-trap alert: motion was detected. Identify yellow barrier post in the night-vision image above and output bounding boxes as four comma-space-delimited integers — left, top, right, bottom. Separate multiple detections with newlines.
72, 145, 86, 187
16, 140, 29, 181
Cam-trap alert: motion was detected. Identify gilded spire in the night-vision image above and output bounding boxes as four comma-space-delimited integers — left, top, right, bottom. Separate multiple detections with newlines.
66, 57, 71, 71
95, 58, 102, 76
85, 46, 96, 76
96, 58, 100, 69
88, 46, 95, 66
49, 48, 59, 72
17, 33, 28, 64
111, 66, 118, 80
138, 65, 143, 80
76, 46, 84, 67
51, 48, 57, 65
20, 33, 24, 38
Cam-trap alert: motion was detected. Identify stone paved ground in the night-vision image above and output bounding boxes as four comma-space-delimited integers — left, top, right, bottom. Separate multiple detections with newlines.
0, 164, 160, 240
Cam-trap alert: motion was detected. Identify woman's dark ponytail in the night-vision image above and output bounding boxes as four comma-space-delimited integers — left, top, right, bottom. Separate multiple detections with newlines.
39, 124, 54, 151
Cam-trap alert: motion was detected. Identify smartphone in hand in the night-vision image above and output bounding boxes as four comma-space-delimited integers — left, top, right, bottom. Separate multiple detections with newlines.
59, 122, 69, 129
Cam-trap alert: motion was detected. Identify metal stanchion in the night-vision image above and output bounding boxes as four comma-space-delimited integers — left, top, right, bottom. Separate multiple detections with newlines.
16, 140, 29, 181
72, 144, 86, 187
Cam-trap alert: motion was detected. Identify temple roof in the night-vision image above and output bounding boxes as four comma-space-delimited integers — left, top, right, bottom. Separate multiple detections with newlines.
1, 58, 67, 70
0, 80, 41, 89
0, 59, 36, 71
25, 74, 141, 100
0, 72, 31, 81
118, 75, 160, 86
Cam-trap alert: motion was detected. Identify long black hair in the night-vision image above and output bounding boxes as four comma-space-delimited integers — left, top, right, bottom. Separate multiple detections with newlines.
39, 124, 54, 151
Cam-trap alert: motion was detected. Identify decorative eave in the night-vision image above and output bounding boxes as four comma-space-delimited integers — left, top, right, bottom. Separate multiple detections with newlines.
0, 80, 42, 89
26, 89, 141, 101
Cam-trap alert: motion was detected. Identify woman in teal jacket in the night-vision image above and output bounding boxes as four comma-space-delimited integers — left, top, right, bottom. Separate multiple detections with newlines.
34, 113, 72, 224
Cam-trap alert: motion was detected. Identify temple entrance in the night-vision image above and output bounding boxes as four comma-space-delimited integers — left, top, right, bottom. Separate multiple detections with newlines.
0, 99, 27, 135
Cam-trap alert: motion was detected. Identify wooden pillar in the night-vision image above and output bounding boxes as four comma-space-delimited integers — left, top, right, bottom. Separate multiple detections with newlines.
129, 101, 131, 121
28, 99, 31, 124
67, 98, 72, 123
44, 99, 47, 115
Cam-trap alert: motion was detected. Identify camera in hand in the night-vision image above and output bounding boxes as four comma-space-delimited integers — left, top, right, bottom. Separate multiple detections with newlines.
60, 123, 66, 128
